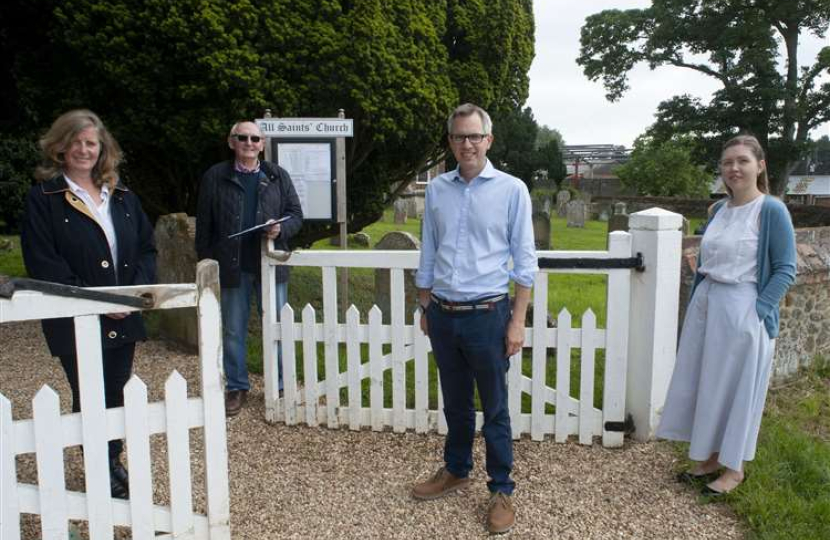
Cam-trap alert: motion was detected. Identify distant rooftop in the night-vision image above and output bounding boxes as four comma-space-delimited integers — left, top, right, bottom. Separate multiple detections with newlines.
563, 144, 631, 164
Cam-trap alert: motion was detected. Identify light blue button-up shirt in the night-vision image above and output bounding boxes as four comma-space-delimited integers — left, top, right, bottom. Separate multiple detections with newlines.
416, 160, 538, 301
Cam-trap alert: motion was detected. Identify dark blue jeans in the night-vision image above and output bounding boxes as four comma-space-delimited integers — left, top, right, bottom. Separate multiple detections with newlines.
426, 296, 514, 495
221, 272, 288, 392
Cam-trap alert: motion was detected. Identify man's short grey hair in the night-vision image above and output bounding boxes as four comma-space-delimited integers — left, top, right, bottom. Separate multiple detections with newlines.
447, 103, 493, 135
228, 120, 262, 138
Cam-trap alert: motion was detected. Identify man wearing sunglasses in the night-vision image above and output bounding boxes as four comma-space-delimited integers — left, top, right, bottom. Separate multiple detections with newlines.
412, 103, 537, 534
196, 120, 303, 417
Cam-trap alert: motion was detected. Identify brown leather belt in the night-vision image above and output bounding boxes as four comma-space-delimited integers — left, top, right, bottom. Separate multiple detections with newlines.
430, 293, 507, 312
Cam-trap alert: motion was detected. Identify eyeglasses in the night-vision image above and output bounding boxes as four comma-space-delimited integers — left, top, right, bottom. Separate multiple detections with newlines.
232, 134, 262, 143
449, 133, 488, 144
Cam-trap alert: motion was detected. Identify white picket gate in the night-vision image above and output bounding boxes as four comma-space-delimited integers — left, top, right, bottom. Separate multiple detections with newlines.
260, 230, 646, 448
0, 260, 230, 540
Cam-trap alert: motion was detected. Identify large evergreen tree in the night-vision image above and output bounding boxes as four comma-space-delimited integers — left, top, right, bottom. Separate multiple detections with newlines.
0, 0, 534, 242
578, 0, 830, 195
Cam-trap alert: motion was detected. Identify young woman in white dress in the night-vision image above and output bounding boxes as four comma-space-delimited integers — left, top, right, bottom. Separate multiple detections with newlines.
657, 134, 797, 496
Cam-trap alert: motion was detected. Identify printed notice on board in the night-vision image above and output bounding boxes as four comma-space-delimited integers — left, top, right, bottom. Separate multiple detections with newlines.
277, 142, 332, 220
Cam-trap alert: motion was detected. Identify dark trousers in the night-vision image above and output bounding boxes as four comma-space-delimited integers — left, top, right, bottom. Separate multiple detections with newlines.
59, 343, 135, 459
426, 296, 514, 495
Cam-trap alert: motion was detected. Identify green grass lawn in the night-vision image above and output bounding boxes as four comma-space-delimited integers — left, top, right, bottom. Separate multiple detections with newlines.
0, 235, 26, 277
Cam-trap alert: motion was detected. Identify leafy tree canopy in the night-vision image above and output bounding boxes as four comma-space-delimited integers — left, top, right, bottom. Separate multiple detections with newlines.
0, 0, 534, 243
614, 135, 711, 198
578, 0, 830, 195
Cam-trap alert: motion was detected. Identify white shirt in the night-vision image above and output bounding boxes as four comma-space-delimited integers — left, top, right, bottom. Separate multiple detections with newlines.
64, 175, 118, 268
698, 195, 764, 284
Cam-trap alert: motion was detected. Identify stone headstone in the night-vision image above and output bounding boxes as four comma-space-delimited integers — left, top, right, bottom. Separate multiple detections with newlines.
614, 201, 627, 216
566, 200, 586, 228
531, 195, 552, 250
607, 213, 629, 234
154, 213, 199, 351
681, 217, 692, 237
599, 209, 610, 222
374, 232, 421, 322
556, 190, 571, 217
405, 196, 420, 219
352, 232, 371, 247
0, 237, 11, 253
393, 199, 407, 225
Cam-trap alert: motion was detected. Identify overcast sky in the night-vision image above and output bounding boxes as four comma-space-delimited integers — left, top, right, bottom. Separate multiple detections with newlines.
527, 0, 830, 147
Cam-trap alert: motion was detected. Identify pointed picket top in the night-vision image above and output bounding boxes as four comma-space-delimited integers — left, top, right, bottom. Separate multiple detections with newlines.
582, 309, 596, 327
557, 308, 572, 323
0, 392, 10, 411
346, 304, 360, 322
302, 303, 316, 319
124, 374, 148, 397
368, 305, 382, 320
164, 370, 187, 393
34, 385, 61, 407
280, 303, 295, 321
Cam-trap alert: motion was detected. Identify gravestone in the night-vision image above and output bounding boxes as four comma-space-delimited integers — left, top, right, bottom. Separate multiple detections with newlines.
531, 195, 552, 250
374, 232, 420, 322
154, 213, 199, 350
352, 232, 371, 247
607, 213, 629, 234
566, 200, 586, 228
556, 190, 571, 217
614, 201, 627, 216
393, 199, 408, 225
681, 217, 692, 237
598, 209, 610, 222
405, 196, 420, 219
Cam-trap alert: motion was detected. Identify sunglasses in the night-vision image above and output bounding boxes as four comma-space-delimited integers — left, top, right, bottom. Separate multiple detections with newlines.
232, 134, 262, 143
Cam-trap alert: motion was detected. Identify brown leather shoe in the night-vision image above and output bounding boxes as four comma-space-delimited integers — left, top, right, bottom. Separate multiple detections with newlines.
225, 390, 247, 417
411, 467, 470, 500
487, 492, 515, 535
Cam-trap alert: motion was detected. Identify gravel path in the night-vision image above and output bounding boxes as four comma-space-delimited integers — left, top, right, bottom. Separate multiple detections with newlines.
1, 321, 745, 539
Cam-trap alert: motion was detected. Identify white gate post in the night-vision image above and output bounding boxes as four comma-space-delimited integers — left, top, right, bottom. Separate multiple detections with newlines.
626, 208, 683, 441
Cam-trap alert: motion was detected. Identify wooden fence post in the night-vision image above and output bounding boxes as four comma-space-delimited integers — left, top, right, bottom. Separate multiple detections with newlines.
626, 208, 683, 441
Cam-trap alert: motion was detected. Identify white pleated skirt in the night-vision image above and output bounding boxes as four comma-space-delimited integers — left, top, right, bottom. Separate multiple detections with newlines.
656, 278, 775, 472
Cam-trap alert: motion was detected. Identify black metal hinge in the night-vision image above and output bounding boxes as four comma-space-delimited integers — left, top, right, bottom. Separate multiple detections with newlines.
604, 414, 635, 434
538, 252, 645, 272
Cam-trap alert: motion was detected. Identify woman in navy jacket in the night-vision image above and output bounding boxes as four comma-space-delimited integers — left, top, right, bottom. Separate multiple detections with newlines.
21, 109, 156, 499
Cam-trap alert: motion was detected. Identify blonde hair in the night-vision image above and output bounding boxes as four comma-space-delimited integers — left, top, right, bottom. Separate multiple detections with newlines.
35, 109, 122, 189
721, 134, 769, 198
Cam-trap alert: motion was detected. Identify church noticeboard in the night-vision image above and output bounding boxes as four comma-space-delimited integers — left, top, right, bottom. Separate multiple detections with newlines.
256, 118, 353, 223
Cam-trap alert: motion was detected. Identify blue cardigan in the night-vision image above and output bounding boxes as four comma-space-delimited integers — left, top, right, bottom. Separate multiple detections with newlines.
691, 195, 797, 338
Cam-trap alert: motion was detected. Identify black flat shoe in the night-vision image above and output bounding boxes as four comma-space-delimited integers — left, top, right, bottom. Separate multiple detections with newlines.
701, 472, 748, 497
676, 471, 719, 485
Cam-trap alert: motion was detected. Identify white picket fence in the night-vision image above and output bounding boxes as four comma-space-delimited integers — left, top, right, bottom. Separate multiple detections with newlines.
0, 260, 230, 540
260, 231, 642, 448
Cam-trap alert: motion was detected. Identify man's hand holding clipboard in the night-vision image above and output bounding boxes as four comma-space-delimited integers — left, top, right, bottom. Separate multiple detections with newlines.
227, 215, 292, 240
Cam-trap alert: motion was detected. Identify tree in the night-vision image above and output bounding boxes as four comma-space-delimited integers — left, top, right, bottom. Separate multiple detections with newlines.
615, 135, 711, 198
0, 0, 535, 243
535, 125, 564, 150
488, 106, 540, 187
578, 0, 830, 195
537, 138, 567, 184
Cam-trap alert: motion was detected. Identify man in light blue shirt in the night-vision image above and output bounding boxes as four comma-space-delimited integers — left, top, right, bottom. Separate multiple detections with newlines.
411, 103, 538, 535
